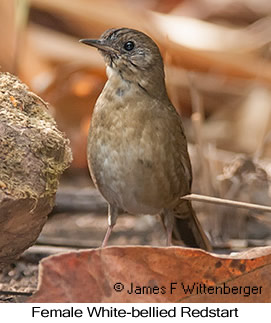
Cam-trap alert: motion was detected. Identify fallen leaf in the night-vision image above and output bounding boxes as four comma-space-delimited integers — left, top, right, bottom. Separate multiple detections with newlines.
29, 246, 271, 302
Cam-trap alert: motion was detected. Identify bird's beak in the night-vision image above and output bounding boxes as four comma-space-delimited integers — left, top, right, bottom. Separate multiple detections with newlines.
79, 39, 117, 54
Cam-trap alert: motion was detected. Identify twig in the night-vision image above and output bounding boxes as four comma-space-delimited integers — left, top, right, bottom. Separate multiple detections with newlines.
0, 290, 34, 296
37, 236, 97, 249
182, 193, 271, 213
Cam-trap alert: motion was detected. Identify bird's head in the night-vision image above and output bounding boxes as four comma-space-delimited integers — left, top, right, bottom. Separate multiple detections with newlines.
80, 28, 166, 96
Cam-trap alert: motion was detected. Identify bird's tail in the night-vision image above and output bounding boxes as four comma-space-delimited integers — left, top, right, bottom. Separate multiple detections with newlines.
162, 200, 212, 251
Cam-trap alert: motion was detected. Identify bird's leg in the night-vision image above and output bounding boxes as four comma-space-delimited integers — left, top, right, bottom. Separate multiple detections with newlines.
166, 215, 174, 246
101, 226, 113, 248
161, 210, 174, 246
166, 226, 173, 246
101, 204, 119, 247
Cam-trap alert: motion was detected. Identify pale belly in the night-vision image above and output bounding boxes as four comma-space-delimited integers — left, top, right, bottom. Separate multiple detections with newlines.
88, 126, 184, 215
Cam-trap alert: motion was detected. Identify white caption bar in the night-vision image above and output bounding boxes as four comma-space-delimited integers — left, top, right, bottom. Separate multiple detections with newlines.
0, 303, 268, 322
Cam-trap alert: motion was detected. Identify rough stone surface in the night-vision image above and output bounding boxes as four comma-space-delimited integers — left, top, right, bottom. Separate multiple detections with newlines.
0, 72, 72, 268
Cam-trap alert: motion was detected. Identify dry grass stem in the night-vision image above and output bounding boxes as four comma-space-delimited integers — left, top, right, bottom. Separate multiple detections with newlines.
182, 194, 271, 214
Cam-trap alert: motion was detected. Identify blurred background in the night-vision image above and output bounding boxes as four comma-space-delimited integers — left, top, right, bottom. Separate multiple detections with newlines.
1, 0, 271, 253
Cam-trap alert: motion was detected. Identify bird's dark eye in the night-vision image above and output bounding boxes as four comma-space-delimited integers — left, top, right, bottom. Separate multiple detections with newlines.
124, 41, 134, 51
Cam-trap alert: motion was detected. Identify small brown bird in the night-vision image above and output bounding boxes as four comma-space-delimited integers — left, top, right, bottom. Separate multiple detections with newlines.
80, 28, 211, 250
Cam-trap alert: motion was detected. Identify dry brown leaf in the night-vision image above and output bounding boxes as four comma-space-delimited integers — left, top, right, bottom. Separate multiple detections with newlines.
29, 246, 271, 302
